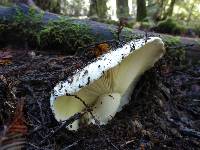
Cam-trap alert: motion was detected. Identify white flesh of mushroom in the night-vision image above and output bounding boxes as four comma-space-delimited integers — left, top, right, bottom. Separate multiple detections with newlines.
50, 37, 165, 130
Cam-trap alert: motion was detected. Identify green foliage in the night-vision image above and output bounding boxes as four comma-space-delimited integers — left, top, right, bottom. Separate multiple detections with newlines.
122, 27, 143, 41
0, 6, 43, 47
192, 24, 200, 37
163, 36, 181, 47
0, 0, 12, 6
139, 18, 155, 30
167, 47, 187, 67
163, 36, 187, 67
0, 7, 94, 54
15, 6, 44, 23
156, 18, 186, 35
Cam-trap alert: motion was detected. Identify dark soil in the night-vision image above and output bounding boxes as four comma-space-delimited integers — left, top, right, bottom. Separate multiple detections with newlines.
0, 46, 200, 150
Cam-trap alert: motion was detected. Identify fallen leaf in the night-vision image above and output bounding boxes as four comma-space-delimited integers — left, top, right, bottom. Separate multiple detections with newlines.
0, 51, 12, 65
0, 99, 27, 150
7, 99, 27, 135
90, 43, 110, 57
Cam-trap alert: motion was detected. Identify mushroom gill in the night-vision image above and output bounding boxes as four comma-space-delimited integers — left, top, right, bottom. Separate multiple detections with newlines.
50, 37, 165, 130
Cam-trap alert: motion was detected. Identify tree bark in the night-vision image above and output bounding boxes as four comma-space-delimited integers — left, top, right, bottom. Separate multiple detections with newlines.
136, 0, 147, 21
88, 0, 98, 17
163, 0, 176, 19
88, 0, 107, 19
34, 0, 61, 13
152, 0, 164, 21
116, 0, 129, 19
186, 3, 194, 25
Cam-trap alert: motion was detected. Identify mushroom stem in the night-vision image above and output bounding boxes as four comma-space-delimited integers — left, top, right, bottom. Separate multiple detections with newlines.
88, 93, 121, 125
53, 95, 85, 130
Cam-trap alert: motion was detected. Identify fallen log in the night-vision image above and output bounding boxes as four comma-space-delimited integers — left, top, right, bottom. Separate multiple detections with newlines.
0, 3, 199, 57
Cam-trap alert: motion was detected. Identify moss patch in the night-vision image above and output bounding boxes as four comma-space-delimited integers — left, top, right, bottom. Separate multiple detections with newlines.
122, 27, 143, 41
162, 36, 187, 67
163, 35, 181, 47
38, 18, 94, 53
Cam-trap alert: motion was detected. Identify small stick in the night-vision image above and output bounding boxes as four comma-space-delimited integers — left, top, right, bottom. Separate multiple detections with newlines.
40, 111, 86, 145
67, 94, 119, 150
62, 140, 81, 150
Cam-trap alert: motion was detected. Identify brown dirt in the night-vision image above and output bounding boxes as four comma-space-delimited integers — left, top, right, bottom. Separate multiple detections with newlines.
0, 47, 200, 150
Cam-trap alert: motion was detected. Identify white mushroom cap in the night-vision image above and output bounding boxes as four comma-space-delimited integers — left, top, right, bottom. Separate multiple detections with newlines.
50, 37, 165, 130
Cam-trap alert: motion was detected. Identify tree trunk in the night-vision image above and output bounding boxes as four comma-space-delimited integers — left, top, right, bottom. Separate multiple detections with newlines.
116, 0, 129, 19
163, 0, 176, 19
186, 4, 194, 25
136, 0, 147, 21
96, 0, 107, 18
167, 0, 176, 16
152, 0, 164, 21
34, 0, 61, 13
88, 0, 107, 19
88, 0, 98, 17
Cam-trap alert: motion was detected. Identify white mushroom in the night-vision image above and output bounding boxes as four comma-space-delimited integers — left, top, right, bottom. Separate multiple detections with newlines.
50, 37, 165, 130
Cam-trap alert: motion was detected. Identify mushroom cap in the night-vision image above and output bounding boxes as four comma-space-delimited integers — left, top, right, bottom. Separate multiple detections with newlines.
50, 37, 165, 130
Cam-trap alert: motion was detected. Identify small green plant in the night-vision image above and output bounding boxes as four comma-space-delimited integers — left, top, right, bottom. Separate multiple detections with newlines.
0, 6, 44, 47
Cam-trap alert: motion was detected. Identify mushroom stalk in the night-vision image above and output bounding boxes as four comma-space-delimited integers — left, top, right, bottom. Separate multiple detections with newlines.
50, 37, 165, 130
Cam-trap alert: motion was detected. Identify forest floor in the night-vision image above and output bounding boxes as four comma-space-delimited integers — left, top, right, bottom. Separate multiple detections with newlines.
0, 38, 200, 149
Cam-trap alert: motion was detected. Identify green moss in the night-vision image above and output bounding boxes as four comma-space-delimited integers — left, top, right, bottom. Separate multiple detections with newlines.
0, 22, 38, 47
0, 6, 44, 47
108, 25, 142, 42
14, 6, 44, 23
163, 35, 181, 47
38, 18, 94, 53
108, 25, 118, 40
163, 36, 187, 67
0, 7, 94, 54
122, 27, 143, 41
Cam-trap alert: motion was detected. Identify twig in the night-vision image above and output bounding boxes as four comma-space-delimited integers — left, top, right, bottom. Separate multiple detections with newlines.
180, 127, 200, 139
145, 31, 148, 43
27, 142, 41, 150
40, 111, 85, 145
67, 94, 119, 150
117, 18, 127, 41
0, 75, 16, 100
120, 139, 135, 147
61, 140, 81, 150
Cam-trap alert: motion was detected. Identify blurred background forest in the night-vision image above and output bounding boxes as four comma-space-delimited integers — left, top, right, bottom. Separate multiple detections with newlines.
0, 0, 199, 37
